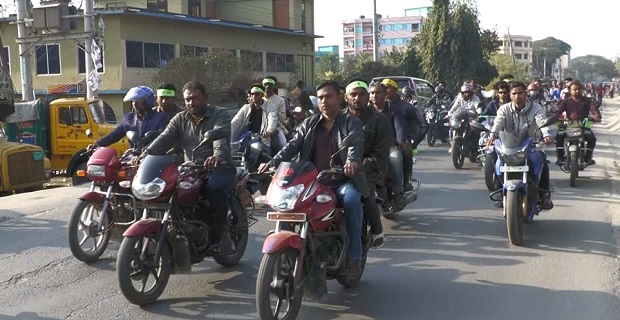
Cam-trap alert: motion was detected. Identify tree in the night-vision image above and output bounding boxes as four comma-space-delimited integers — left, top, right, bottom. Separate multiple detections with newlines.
486, 53, 530, 88
532, 37, 572, 77
316, 52, 340, 77
152, 48, 258, 104
570, 55, 619, 83
415, 0, 498, 91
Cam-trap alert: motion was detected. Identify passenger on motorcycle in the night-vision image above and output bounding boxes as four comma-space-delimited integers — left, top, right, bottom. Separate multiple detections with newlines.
262, 76, 288, 154
484, 81, 511, 116
344, 79, 391, 248
155, 83, 185, 120
403, 85, 429, 154
146, 81, 237, 252
89, 86, 168, 150
258, 80, 367, 277
486, 81, 554, 210
449, 83, 484, 148
383, 79, 422, 192
527, 83, 546, 106
554, 81, 601, 166
231, 83, 279, 147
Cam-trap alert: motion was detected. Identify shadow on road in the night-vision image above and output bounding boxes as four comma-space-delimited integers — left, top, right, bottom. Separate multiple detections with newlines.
0, 312, 60, 319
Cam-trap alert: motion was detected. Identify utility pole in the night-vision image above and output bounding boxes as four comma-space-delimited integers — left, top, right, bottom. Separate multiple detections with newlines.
16, 0, 34, 101
372, 0, 379, 61
84, 0, 97, 99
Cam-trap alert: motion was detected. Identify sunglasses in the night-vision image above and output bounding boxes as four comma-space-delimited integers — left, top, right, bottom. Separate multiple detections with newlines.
461, 91, 472, 94
498, 91, 508, 94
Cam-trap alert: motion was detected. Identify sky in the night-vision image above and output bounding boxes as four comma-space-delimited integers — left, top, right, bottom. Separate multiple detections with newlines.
314, 0, 619, 60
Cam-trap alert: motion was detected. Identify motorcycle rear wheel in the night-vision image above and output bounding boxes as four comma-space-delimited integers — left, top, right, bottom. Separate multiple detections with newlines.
484, 153, 500, 191
116, 235, 171, 306
256, 249, 303, 320
213, 196, 249, 267
67, 200, 111, 262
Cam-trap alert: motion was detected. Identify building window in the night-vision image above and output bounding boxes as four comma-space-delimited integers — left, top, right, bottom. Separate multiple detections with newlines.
523, 53, 529, 60
126, 41, 175, 68
514, 41, 523, 47
35, 44, 61, 75
77, 42, 104, 74
362, 27, 372, 33
180, 45, 208, 57
266, 53, 295, 72
394, 38, 405, 45
241, 50, 264, 72
383, 24, 392, 31
343, 26, 354, 33
393, 24, 403, 31
515, 53, 522, 59
188, 0, 201, 16
344, 40, 354, 49
301, 0, 306, 31
354, 25, 362, 33
147, 0, 167, 12
411, 23, 420, 32
2, 46, 9, 74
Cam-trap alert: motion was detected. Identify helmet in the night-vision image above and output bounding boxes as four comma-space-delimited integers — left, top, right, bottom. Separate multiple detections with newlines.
402, 86, 414, 95
435, 85, 445, 92
527, 83, 539, 91
123, 86, 155, 108
460, 83, 474, 93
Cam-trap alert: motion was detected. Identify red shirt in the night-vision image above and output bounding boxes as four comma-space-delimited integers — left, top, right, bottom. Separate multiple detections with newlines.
557, 96, 601, 122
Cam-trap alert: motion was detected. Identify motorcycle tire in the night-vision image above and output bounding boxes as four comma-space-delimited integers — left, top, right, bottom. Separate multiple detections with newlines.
256, 249, 303, 320
67, 200, 111, 262
451, 139, 465, 169
426, 124, 436, 147
116, 235, 172, 306
336, 220, 370, 288
484, 153, 500, 191
569, 151, 578, 187
213, 196, 249, 267
505, 191, 524, 246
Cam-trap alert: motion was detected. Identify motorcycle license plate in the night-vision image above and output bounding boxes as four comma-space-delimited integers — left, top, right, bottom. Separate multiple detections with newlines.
266, 212, 306, 222
500, 166, 529, 173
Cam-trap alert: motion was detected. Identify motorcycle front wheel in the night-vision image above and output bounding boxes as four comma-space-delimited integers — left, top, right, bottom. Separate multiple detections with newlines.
451, 138, 465, 169
67, 200, 111, 262
256, 249, 303, 320
116, 235, 171, 306
426, 124, 436, 147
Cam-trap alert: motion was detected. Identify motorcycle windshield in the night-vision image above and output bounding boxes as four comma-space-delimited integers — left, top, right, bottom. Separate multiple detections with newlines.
134, 155, 177, 184
497, 130, 530, 153
274, 161, 316, 187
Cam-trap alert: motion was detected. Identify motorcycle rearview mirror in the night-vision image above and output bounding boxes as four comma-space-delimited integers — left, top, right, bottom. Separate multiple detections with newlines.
142, 129, 162, 141
191, 128, 228, 160
126, 131, 139, 145
86, 129, 92, 138
339, 132, 361, 149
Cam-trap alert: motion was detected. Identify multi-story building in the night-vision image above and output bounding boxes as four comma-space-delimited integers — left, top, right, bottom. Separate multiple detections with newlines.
1, 0, 318, 119
341, 14, 425, 57
498, 34, 533, 65
404, 6, 432, 18
315, 45, 339, 62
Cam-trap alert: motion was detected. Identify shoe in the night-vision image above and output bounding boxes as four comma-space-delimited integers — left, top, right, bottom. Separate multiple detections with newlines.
494, 200, 504, 209
404, 183, 414, 192
371, 233, 385, 248
555, 159, 565, 166
218, 229, 234, 254
541, 195, 554, 210
586, 159, 596, 166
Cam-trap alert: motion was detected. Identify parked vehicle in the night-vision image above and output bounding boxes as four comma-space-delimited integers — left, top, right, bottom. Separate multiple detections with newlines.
370, 76, 435, 106
67, 130, 160, 262
116, 128, 251, 306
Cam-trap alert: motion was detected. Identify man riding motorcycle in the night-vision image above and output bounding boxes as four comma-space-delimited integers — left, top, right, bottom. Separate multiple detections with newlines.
527, 83, 546, 106
486, 81, 554, 210
449, 83, 484, 149
258, 80, 367, 278
554, 81, 601, 166
427, 85, 453, 107
89, 86, 168, 150
146, 81, 237, 252
343, 79, 391, 248
484, 81, 511, 116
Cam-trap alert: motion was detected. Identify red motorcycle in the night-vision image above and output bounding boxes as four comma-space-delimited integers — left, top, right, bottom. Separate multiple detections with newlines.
255, 135, 372, 320
116, 128, 252, 306
67, 130, 160, 262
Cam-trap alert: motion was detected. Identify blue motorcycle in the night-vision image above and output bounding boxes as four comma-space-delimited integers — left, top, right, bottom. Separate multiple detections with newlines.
489, 116, 557, 246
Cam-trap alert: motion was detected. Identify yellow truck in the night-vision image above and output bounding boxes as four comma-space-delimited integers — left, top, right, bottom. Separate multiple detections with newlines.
5, 98, 129, 185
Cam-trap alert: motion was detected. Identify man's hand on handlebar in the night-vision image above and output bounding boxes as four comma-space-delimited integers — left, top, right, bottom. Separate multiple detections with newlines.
204, 156, 221, 170
343, 160, 357, 176
86, 142, 99, 152
257, 162, 272, 174
542, 136, 553, 144
485, 133, 495, 147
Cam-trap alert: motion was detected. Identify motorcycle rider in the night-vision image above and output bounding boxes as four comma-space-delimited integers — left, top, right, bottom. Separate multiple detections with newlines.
369, 82, 406, 214
554, 81, 601, 166
402, 86, 416, 105
383, 78, 421, 192
230, 83, 278, 148
258, 80, 367, 277
262, 76, 288, 154
437, 81, 454, 100
527, 83, 546, 106
486, 81, 554, 210
156, 83, 185, 120
428, 85, 453, 108
89, 86, 168, 150
146, 81, 237, 253
449, 82, 484, 152
484, 81, 511, 116
344, 79, 391, 248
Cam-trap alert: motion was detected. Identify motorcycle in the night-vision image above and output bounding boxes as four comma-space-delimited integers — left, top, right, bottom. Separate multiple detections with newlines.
116, 128, 251, 306
231, 127, 274, 193
449, 110, 482, 169
557, 118, 593, 187
254, 134, 373, 319
381, 147, 420, 218
425, 99, 450, 147
67, 130, 161, 262
489, 116, 558, 246
473, 115, 501, 191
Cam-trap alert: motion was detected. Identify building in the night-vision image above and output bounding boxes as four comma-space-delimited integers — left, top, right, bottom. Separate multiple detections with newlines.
404, 6, 432, 18
315, 45, 339, 62
1, 0, 318, 119
341, 14, 425, 57
498, 34, 533, 66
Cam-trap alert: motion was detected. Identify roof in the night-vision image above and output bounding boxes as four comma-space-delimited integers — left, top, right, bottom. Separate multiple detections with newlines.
99, 7, 322, 38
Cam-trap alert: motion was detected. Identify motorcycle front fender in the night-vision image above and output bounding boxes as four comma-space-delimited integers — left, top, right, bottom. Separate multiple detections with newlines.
79, 191, 106, 204
504, 179, 526, 193
262, 231, 302, 254
568, 144, 579, 152
122, 218, 163, 237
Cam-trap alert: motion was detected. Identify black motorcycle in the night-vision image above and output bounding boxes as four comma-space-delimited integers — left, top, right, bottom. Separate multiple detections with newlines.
557, 118, 593, 187
425, 99, 451, 147
449, 110, 484, 169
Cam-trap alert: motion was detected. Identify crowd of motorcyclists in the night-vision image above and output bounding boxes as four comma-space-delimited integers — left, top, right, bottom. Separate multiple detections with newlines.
82, 71, 605, 313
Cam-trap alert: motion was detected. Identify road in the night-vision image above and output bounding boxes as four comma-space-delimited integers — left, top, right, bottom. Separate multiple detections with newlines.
1, 101, 620, 320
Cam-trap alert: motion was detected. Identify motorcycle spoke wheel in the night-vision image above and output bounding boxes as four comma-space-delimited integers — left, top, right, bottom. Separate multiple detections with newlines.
67, 200, 111, 262
256, 249, 303, 320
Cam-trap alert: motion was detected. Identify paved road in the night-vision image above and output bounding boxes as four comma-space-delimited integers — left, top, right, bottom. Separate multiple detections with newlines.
1, 102, 620, 320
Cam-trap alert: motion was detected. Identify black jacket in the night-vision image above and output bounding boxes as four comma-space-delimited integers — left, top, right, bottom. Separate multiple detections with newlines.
271, 111, 369, 198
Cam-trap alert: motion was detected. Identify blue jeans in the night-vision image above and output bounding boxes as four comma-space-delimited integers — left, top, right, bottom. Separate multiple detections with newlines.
332, 181, 363, 260
205, 166, 236, 225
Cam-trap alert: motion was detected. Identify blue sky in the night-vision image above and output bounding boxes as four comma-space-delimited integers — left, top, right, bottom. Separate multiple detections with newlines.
314, 0, 618, 60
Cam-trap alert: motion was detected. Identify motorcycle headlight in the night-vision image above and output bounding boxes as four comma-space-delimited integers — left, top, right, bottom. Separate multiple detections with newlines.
87, 164, 106, 177
267, 184, 305, 212
451, 120, 462, 129
132, 177, 167, 200
566, 129, 583, 137
500, 149, 527, 166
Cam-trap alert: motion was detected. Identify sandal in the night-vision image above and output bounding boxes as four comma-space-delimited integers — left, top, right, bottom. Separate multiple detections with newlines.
371, 233, 385, 248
